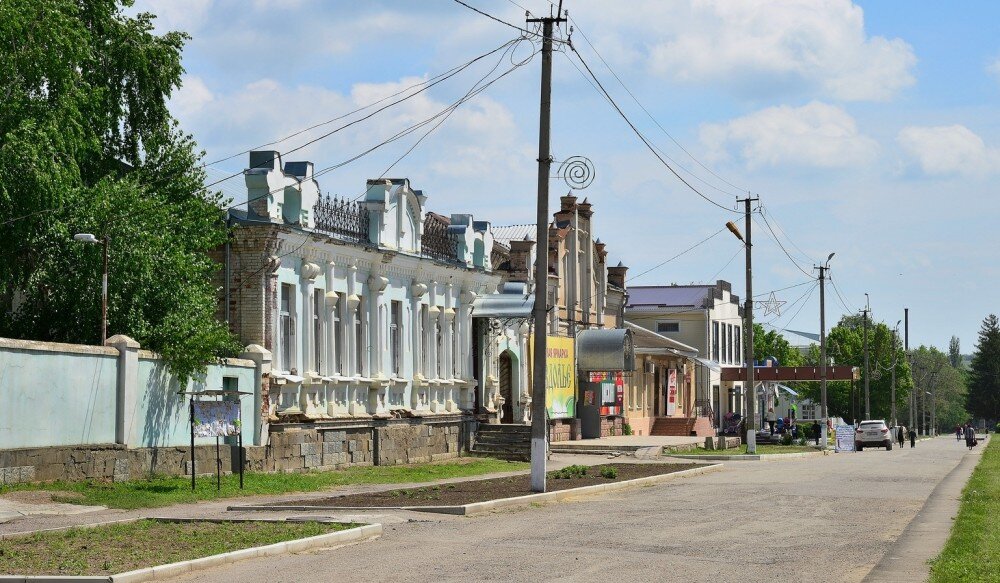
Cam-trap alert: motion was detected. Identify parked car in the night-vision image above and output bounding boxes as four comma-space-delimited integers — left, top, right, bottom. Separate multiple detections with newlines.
855, 420, 893, 451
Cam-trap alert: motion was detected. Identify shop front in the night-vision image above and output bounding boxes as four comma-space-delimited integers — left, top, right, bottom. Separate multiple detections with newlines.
575, 328, 636, 439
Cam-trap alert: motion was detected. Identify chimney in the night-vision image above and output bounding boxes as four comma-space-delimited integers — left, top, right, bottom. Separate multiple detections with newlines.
560, 193, 577, 211
608, 261, 628, 290
507, 236, 536, 283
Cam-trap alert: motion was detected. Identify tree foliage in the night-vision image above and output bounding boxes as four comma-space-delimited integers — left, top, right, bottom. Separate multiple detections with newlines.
0, 0, 239, 380
753, 324, 806, 367
949, 335, 962, 368
825, 314, 911, 423
968, 314, 1000, 422
910, 345, 968, 432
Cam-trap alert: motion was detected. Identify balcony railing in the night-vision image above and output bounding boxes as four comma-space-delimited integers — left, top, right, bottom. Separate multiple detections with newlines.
313, 194, 370, 244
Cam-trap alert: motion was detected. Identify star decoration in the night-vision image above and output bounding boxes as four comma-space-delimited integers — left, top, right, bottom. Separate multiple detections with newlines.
756, 292, 786, 317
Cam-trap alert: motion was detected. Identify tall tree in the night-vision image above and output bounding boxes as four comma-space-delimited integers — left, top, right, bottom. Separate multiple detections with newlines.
753, 324, 806, 367
949, 335, 962, 368
0, 0, 238, 380
968, 315, 1000, 422
910, 345, 967, 432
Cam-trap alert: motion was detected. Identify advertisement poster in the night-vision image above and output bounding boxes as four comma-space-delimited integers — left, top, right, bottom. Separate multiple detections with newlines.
529, 335, 576, 419
192, 401, 241, 438
666, 369, 678, 416
835, 425, 856, 452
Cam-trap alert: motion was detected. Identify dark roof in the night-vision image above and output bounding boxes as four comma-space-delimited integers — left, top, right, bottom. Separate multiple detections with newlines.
627, 286, 712, 308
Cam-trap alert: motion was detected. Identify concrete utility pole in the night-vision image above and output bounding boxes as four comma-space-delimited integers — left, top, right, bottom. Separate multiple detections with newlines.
816, 254, 834, 448
891, 320, 900, 428
527, 8, 565, 494
862, 293, 871, 420
905, 308, 912, 430
731, 196, 759, 450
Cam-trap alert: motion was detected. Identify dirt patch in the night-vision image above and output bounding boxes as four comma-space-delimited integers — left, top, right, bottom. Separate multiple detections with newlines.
272, 463, 701, 507
0, 490, 83, 505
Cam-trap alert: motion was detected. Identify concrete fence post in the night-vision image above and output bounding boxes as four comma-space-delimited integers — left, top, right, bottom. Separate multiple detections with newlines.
105, 335, 140, 446
241, 344, 272, 446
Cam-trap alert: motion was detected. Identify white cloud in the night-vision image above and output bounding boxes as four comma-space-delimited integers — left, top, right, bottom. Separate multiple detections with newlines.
131, 0, 214, 34
576, 0, 915, 101
699, 101, 879, 169
172, 75, 214, 119
897, 125, 1000, 176
988, 56, 1000, 81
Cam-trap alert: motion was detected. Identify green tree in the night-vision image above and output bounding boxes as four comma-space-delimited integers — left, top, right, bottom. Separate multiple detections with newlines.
949, 335, 962, 368
968, 315, 1000, 422
753, 324, 806, 367
825, 314, 912, 423
910, 345, 967, 432
0, 0, 239, 380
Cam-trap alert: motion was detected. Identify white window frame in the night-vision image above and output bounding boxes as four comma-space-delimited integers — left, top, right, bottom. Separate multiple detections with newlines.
279, 283, 296, 373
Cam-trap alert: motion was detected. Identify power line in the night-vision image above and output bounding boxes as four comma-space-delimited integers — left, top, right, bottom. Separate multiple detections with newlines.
828, 273, 857, 314
706, 245, 742, 284
626, 227, 728, 284
565, 43, 740, 214
759, 204, 814, 265
753, 212, 813, 278
451, 0, 553, 39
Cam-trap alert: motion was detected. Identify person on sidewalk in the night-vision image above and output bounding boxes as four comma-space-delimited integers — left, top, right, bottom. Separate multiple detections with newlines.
897, 426, 906, 449
767, 408, 776, 436
965, 423, 976, 450
813, 420, 821, 445
908, 427, 917, 448
956, 425, 962, 442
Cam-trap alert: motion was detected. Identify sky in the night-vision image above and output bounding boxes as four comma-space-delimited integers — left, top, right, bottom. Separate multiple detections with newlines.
132, 0, 1000, 353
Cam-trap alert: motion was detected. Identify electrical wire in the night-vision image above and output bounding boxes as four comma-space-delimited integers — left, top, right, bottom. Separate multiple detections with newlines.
626, 227, 728, 285
565, 43, 740, 214
706, 246, 742, 284
753, 213, 813, 278
828, 273, 857, 314
451, 0, 555, 39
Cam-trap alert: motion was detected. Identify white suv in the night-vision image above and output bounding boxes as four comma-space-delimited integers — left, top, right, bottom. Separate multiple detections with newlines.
855, 420, 893, 451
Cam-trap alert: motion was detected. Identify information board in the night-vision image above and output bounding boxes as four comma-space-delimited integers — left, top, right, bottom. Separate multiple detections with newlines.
192, 401, 241, 438
834, 425, 856, 452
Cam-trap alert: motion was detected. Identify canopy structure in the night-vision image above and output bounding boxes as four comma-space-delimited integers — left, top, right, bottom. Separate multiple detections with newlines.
776, 383, 800, 397
624, 321, 699, 358
471, 282, 533, 319
695, 358, 722, 373
577, 328, 636, 372
721, 366, 859, 382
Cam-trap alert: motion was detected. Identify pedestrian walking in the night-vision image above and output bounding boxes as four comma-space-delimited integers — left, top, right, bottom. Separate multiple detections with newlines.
956, 425, 962, 442
767, 408, 776, 436
813, 420, 821, 446
965, 423, 976, 450
908, 427, 916, 448
897, 426, 906, 449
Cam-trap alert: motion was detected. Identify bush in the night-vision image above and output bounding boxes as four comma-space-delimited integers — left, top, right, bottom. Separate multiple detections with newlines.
781, 433, 794, 446
551, 465, 588, 479
622, 423, 634, 436
797, 436, 807, 446
600, 466, 618, 479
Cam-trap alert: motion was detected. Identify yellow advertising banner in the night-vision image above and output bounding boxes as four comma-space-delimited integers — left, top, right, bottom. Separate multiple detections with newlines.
528, 335, 576, 419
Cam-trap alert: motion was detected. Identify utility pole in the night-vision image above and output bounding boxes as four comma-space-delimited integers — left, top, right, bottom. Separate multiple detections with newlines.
527, 7, 565, 494
862, 294, 871, 420
816, 254, 834, 448
890, 320, 900, 428
905, 308, 912, 430
736, 196, 759, 450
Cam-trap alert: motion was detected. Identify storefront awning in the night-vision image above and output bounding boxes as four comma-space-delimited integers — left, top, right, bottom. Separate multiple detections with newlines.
624, 321, 699, 357
471, 283, 533, 319
777, 383, 800, 397
695, 358, 722, 373
577, 328, 636, 372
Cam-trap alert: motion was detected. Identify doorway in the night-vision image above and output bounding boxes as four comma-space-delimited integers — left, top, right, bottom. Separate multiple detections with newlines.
499, 351, 514, 423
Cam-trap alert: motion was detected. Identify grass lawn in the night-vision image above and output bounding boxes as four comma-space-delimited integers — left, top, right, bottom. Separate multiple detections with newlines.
0, 457, 527, 510
683, 444, 819, 456
0, 519, 351, 576
930, 436, 1000, 582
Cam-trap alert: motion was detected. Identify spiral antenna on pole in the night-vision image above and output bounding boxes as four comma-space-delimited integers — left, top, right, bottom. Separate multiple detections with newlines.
557, 155, 595, 190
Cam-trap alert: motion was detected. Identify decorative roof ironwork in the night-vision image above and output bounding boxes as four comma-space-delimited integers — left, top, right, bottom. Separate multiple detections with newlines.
422, 214, 458, 262
313, 194, 370, 244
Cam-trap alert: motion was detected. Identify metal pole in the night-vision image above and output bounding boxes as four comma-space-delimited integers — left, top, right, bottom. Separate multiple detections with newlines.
190, 398, 196, 492
527, 13, 564, 493
863, 298, 870, 420
818, 263, 828, 448
891, 327, 897, 427
101, 236, 109, 345
905, 308, 911, 430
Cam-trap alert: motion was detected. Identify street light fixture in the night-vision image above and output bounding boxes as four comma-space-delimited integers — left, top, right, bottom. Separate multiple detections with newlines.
73, 233, 109, 345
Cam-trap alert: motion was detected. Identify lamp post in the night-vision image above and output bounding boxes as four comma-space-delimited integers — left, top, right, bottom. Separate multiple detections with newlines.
727, 202, 758, 453
73, 233, 109, 345
816, 253, 834, 448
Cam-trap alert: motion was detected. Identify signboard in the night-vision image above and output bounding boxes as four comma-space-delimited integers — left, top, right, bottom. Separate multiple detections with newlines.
834, 425, 856, 452
192, 401, 241, 438
529, 335, 576, 419
666, 369, 678, 416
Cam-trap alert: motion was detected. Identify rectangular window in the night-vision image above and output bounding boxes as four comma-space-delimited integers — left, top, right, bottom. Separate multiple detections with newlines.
333, 301, 343, 374
436, 315, 444, 378
355, 298, 364, 376
736, 326, 742, 364
279, 283, 295, 372
657, 322, 680, 333
727, 323, 733, 364
390, 300, 402, 376
418, 305, 429, 376
712, 321, 720, 362
313, 292, 323, 374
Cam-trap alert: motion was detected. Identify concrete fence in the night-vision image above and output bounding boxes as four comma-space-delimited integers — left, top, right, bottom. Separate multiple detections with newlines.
0, 336, 268, 451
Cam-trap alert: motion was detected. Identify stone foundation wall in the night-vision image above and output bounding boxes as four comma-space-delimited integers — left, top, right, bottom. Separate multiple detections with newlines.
599, 416, 625, 438
0, 415, 471, 484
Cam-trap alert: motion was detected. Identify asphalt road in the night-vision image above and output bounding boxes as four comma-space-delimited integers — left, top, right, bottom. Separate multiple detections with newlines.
165, 437, 975, 583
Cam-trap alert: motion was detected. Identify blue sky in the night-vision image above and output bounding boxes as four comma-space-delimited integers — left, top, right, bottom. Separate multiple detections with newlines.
134, 0, 1000, 353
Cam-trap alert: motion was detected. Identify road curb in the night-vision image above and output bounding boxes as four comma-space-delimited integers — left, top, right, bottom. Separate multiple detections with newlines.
0, 523, 381, 583
229, 463, 724, 516
666, 451, 827, 461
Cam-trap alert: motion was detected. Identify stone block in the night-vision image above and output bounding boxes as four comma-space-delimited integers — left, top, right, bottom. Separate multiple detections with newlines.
322, 442, 342, 454
299, 443, 317, 456
304, 454, 320, 468
348, 440, 357, 453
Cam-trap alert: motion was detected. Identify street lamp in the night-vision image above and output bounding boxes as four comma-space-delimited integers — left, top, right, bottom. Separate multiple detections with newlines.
817, 253, 834, 448
726, 213, 757, 452
73, 233, 109, 345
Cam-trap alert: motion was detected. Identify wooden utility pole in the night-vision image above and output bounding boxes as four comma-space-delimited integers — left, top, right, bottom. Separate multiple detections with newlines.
862, 294, 871, 420
737, 196, 759, 448
527, 8, 565, 493
906, 308, 912, 430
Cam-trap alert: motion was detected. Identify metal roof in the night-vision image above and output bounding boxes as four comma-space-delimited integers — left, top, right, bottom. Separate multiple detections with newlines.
577, 328, 636, 372
471, 283, 533, 318
492, 224, 536, 245
624, 321, 699, 357
627, 286, 711, 308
